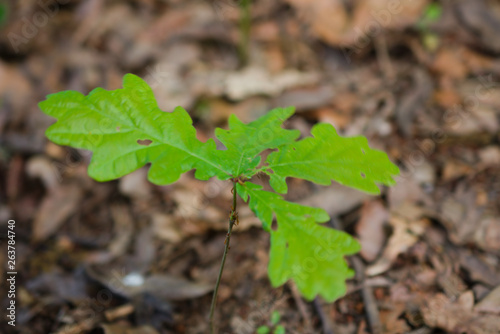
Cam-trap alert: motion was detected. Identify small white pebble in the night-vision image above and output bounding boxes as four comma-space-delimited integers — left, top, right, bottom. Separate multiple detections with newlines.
122, 272, 145, 287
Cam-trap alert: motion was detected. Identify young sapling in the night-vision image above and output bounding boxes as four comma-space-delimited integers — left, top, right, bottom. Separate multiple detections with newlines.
39, 74, 399, 333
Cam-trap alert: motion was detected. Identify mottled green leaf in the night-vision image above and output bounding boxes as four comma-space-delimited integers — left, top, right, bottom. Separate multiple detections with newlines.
264, 123, 399, 194
238, 182, 360, 302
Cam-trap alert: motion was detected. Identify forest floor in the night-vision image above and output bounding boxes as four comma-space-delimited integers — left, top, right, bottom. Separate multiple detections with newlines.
1, 0, 500, 333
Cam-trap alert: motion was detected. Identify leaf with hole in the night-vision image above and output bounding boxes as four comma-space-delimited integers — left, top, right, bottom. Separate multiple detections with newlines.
39, 74, 232, 184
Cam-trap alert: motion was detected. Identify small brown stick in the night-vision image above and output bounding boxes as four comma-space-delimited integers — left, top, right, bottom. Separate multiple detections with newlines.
313, 297, 335, 334
352, 256, 382, 334
375, 35, 395, 81
330, 218, 381, 334
104, 303, 134, 321
289, 282, 313, 333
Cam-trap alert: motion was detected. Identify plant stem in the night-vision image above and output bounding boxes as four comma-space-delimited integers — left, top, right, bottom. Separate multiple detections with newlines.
238, 0, 251, 66
209, 181, 238, 334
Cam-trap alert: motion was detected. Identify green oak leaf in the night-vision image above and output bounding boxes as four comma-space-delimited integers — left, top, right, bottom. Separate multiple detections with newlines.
215, 107, 300, 177
39, 74, 232, 185
264, 123, 399, 194
238, 182, 360, 302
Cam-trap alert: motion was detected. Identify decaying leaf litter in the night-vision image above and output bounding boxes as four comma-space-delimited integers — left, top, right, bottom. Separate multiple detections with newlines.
1, 0, 500, 333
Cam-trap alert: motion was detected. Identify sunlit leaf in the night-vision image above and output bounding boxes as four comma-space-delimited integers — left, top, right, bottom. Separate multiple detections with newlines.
39, 74, 231, 184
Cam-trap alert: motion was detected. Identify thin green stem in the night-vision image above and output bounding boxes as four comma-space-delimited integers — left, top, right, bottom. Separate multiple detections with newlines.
238, 0, 251, 67
209, 181, 238, 334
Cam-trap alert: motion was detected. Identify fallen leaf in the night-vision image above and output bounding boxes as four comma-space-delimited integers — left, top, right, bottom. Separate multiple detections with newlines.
119, 167, 152, 199
101, 324, 159, 334
33, 183, 83, 242
284, 0, 428, 46
421, 291, 500, 333
300, 183, 371, 217
478, 146, 500, 167
26, 156, 60, 190
86, 264, 212, 301
475, 285, 500, 314
224, 66, 319, 100
367, 204, 429, 276
355, 200, 389, 262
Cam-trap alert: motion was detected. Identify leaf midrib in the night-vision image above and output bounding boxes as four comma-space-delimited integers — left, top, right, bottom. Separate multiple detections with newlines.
82, 100, 232, 177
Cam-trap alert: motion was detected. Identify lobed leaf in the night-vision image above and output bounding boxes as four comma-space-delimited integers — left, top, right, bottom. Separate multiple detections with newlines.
264, 123, 400, 194
215, 107, 300, 177
39, 74, 231, 185
238, 182, 360, 302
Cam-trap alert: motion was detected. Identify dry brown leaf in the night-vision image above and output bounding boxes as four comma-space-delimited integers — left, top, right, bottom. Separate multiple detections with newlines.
107, 205, 134, 258
314, 108, 352, 130
431, 47, 468, 80
379, 303, 411, 334
32, 183, 83, 242
421, 291, 500, 333
284, 0, 428, 47
474, 217, 500, 252
299, 183, 370, 217
367, 204, 428, 276
152, 213, 184, 243
455, 0, 500, 54
355, 0, 429, 30
118, 167, 152, 199
86, 264, 212, 301
421, 291, 473, 331
275, 86, 335, 112
355, 200, 389, 262
475, 285, 500, 314
388, 176, 428, 210
284, 0, 350, 46
435, 183, 500, 251
224, 67, 319, 100
442, 159, 473, 181
0, 62, 33, 114
101, 324, 159, 334
478, 146, 500, 167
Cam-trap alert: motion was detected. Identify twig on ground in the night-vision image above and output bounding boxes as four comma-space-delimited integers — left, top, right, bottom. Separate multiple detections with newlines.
375, 35, 395, 81
289, 282, 314, 333
313, 297, 335, 334
330, 218, 382, 334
